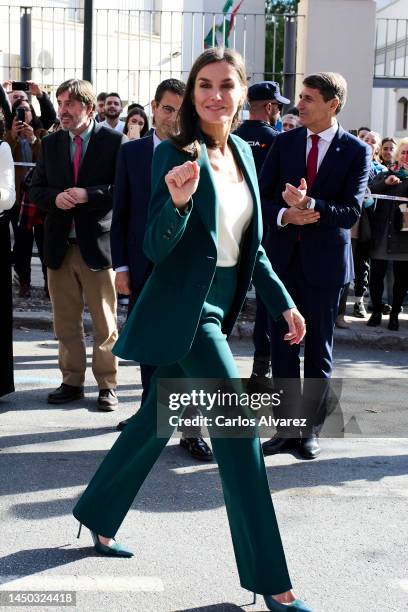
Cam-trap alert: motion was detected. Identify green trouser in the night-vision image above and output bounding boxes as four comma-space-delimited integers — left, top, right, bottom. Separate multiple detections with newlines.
73, 267, 292, 595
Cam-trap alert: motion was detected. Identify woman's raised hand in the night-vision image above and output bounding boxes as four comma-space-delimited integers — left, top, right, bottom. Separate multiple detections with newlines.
165, 161, 200, 209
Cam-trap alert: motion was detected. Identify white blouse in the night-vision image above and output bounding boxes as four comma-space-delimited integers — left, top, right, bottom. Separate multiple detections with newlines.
212, 172, 254, 267
0, 141, 16, 211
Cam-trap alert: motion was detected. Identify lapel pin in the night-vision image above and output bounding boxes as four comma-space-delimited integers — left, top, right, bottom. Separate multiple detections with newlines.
336, 147, 340, 152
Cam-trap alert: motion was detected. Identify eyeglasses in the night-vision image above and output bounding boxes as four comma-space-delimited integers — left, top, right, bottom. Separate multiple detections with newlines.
157, 103, 180, 115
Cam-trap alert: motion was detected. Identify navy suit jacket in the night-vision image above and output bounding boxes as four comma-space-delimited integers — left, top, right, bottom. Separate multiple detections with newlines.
259, 125, 371, 288
111, 131, 154, 289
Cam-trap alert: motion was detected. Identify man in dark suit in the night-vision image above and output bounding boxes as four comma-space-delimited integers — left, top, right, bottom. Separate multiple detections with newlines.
111, 79, 213, 461
259, 72, 371, 459
30, 79, 126, 410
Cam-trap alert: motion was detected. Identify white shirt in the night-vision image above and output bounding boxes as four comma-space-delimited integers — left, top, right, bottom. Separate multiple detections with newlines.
152, 130, 162, 150
115, 130, 160, 274
100, 119, 126, 133
212, 173, 253, 267
0, 141, 16, 211
277, 120, 338, 227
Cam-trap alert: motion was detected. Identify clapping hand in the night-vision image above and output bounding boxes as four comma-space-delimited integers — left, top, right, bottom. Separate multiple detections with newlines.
165, 161, 200, 210
282, 178, 309, 209
281, 207, 320, 226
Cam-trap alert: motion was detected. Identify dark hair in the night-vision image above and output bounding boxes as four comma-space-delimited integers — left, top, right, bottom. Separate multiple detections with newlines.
124, 107, 149, 137
128, 102, 145, 113
381, 137, 397, 146
56, 79, 96, 111
10, 99, 42, 131
171, 47, 247, 158
286, 106, 299, 116
106, 92, 122, 104
358, 126, 371, 134
96, 92, 108, 102
303, 72, 347, 115
154, 78, 185, 104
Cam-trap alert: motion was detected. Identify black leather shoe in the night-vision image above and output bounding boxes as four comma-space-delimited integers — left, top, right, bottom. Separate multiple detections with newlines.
97, 388, 118, 411
367, 312, 382, 327
298, 435, 320, 460
180, 437, 213, 461
388, 313, 399, 331
262, 435, 298, 456
47, 383, 84, 404
116, 418, 130, 431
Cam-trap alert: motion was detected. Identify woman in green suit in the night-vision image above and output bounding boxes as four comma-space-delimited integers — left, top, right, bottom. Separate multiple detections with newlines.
73, 48, 312, 612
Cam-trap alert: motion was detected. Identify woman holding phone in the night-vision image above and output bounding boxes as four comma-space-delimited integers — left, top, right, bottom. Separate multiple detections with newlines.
4, 99, 47, 297
73, 48, 311, 611
123, 106, 149, 139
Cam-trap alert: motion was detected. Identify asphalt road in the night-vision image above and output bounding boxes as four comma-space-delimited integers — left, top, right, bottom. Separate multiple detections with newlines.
0, 330, 407, 612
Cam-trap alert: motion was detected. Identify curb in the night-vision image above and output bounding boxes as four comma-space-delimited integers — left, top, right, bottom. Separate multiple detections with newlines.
14, 310, 408, 351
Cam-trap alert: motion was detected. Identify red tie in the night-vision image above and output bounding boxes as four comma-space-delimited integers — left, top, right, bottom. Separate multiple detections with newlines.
306, 134, 320, 191
72, 134, 82, 184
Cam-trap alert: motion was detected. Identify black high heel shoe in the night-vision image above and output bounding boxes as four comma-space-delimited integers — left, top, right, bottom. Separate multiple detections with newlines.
77, 522, 134, 558
252, 592, 312, 611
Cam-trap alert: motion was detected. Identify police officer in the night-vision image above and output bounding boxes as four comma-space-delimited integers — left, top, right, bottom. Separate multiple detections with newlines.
235, 81, 290, 172
235, 81, 290, 379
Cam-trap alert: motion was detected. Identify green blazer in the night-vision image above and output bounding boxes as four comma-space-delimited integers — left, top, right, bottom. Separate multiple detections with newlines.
113, 134, 295, 365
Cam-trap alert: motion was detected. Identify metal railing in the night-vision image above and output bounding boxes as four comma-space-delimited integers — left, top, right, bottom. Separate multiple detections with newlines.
0, 4, 303, 109
375, 18, 408, 80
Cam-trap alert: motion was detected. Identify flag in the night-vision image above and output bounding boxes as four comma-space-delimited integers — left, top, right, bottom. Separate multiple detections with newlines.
204, 0, 244, 48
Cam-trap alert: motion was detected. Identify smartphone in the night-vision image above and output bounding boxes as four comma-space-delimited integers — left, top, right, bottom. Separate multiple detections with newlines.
128, 123, 141, 139
16, 107, 26, 123
12, 81, 30, 91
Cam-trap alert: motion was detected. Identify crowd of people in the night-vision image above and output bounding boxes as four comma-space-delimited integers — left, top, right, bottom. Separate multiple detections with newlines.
336, 127, 408, 331
0, 49, 407, 610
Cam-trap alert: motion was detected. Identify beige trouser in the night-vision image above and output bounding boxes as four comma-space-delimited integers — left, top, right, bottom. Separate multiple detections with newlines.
48, 245, 118, 389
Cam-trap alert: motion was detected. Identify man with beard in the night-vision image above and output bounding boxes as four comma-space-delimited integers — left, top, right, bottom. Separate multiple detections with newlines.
30, 79, 126, 410
100, 92, 125, 133
111, 78, 213, 461
95, 92, 107, 123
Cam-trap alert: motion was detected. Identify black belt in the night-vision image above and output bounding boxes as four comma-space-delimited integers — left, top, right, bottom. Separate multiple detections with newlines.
67, 237, 77, 244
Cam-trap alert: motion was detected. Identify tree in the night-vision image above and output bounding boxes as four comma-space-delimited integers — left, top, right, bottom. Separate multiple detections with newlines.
265, 0, 300, 85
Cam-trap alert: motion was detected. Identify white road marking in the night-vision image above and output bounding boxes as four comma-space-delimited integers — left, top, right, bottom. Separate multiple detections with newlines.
0, 575, 164, 592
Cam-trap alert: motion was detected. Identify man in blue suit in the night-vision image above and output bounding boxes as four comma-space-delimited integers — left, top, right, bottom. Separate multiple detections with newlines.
111, 78, 213, 461
259, 72, 371, 459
